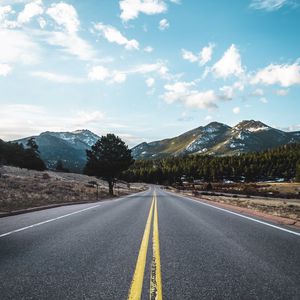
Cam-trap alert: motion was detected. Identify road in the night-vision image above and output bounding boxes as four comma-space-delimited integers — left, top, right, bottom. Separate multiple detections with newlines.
0, 187, 299, 299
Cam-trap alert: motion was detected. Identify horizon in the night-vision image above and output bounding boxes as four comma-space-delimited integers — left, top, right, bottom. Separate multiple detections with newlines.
1, 0, 300, 147
5, 118, 300, 148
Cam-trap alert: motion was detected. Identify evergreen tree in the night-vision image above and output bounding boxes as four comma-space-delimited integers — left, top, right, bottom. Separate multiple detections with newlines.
121, 143, 300, 184
0, 139, 46, 171
26, 137, 39, 154
84, 134, 134, 195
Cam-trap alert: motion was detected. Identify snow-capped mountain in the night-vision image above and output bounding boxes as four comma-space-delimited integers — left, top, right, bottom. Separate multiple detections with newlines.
15, 130, 100, 172
132, 120, 300, 160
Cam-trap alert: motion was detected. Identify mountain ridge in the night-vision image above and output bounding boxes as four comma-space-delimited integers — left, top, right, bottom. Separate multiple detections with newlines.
132, 120, 300, 160
15, 129, 100, 172
13, 120, 300, 171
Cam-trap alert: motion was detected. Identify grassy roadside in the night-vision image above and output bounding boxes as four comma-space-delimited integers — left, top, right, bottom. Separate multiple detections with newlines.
0, 166, 147, 214
166, 186, 300, 223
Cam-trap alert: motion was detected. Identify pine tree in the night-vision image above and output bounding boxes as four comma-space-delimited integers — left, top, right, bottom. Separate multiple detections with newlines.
84, 134, 134, 195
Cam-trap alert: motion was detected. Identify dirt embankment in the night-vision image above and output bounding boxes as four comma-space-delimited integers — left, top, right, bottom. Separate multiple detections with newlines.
0, 166, 147, 214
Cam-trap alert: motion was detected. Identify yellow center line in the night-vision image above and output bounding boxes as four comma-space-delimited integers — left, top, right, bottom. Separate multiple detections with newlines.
150, 192, 163, 300
128, 196, 155, 300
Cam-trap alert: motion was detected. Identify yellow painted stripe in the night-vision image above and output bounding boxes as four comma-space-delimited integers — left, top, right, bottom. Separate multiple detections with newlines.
150, 193, 163, 300
128, 197, 155, 300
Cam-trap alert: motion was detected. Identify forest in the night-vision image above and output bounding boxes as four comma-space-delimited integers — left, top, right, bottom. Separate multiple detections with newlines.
0, 138, 46, 171
122, 144, 300, 184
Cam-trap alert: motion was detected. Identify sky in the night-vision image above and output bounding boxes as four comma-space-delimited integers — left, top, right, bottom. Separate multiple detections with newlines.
0, 0, 300, 147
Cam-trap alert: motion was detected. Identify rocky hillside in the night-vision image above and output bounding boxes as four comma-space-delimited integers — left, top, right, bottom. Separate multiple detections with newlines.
132, 120, 300, 159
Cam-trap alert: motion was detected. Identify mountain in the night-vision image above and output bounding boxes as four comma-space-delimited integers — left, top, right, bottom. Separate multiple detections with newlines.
15, 130, 100, 172
132, 120, 300, 160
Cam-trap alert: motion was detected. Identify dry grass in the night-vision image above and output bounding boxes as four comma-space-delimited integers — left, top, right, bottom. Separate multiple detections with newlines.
0, 166, 147, 212
169, 187, 300, 221
203, 195, 300, 221
256, 182, 300, 194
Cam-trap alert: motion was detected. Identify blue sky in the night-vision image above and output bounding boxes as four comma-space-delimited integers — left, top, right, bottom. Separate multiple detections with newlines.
0, 0, 299, 146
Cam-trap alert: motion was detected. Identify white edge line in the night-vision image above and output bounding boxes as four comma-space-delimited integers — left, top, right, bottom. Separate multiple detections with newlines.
163, 190, 300, 237
0, 189, 150, 239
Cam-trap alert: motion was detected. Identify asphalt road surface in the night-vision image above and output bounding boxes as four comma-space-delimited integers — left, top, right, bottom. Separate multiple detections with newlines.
0, 187, 299, 299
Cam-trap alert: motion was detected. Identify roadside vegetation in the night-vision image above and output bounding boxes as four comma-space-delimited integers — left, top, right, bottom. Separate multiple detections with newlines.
0, 166, 146, 214
122, 144, 300, 184
166, 185, 300, 223
0, 138, 46, 171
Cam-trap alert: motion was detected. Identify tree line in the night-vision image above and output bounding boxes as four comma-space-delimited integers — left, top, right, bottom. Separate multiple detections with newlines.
121, 144, 300, 184
0, 138, 46, 171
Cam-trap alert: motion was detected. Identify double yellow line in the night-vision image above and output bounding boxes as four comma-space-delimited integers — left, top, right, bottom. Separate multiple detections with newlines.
128, 192, 163, 300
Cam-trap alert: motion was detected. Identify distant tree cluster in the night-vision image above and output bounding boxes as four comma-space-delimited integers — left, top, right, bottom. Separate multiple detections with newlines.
0, 138, 46, 171
121, 144, 300, 184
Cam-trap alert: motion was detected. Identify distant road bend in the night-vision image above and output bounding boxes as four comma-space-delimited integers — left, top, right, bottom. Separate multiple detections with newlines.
0, 187, 299, 299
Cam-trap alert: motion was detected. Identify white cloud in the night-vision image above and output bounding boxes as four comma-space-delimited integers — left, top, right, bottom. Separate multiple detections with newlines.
43, 30, 96, 61
184, 91, 218, 109
145, 77, 155, 87
276, 89, 289, 96
182, 49, 198, 63
250, 0, 288, 11
47, 2, 79, 33
163, 81, 195, 103
43, 3, 96, 61
233, 81, 245, 91
182, 43, 214, 66
233, 106, 240, 114
18, 0, 43, 24
88, 66, 126, 84
0, 29, 40, 64
119, 0, 167, 21
0, 63, 12, 76
159, 18, 169, 30
205, 115, 213, 121
75, 111, 104, 125
218, 81, 245, 101
251, 62, 300, 87
252, 88, 264, 96
94, 23, 139, 50
133, 61, 169, 78
219, 85, 234, 100
162, 81, 218, 109
199, 43, 214, 66
144, 46, 154, 53
0, 5, 18, 28
0, 104, 105, 140
38, 16, 46, 28
88, 65, 110, 81
30, 71, 84, 83
0, 5, 13, 22
111, 71, 127, 83
259, 97, 268, 103
212, 44, 243, 78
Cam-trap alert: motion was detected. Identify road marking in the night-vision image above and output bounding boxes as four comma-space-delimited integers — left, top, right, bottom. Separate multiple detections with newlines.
0, 204, 102, 238
128, 197, 155, 300
0, 190, 150, 239
164, 190, 300, 237
150, 193, 163, 300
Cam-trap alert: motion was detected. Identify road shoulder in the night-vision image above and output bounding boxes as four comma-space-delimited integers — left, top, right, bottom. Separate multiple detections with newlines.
164, 188, 300, 229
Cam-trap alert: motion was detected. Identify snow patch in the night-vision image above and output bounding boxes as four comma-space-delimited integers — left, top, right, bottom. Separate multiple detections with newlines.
246, 126, 269, 132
